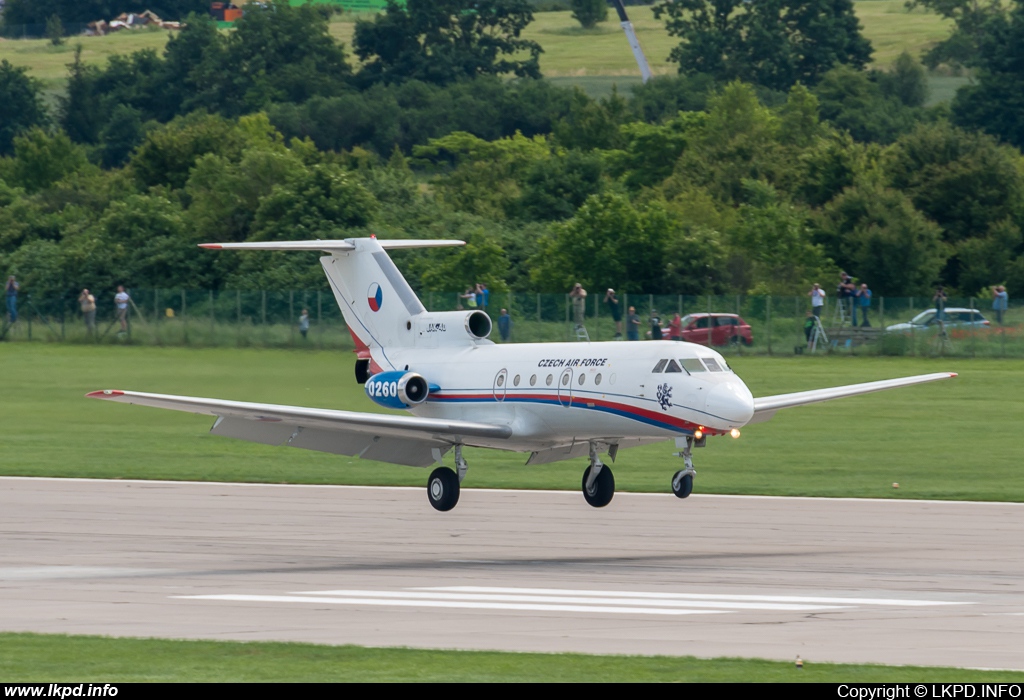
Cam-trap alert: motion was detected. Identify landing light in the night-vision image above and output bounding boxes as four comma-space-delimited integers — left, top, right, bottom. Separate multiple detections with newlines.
694, 429, 703, 439
730, 428, 741, 439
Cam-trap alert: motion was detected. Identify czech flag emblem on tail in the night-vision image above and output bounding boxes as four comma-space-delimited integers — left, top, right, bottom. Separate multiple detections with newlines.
367, 283, 383, 312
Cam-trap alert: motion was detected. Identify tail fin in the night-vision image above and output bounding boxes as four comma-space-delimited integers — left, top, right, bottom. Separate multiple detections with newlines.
200, 238, 463, 352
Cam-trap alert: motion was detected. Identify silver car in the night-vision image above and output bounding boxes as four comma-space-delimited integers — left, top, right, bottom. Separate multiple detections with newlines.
886, 307, 990, 332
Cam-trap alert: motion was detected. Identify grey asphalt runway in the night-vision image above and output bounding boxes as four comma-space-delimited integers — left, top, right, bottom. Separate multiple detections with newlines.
2, 476, 1023, 669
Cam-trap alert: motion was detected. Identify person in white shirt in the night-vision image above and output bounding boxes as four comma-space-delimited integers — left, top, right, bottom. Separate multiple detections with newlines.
114, 286, 130, 333
809, 282, 826, 318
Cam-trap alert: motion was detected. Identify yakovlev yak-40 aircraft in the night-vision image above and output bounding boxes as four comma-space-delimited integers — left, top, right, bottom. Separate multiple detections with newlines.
89, 238, 956, 511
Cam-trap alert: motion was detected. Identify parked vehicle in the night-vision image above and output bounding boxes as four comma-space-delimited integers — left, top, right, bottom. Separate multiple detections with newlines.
886, 308, 990, 332
679, 313, 753, 346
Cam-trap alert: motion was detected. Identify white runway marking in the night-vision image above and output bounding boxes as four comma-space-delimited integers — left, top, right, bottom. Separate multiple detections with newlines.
176, 586, 971, 617
417, 586, 972, 608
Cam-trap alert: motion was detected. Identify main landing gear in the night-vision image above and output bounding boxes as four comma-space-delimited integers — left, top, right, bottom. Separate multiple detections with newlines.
427, 445, 468, 512
671, 435, 698, 499
581, 442, 615, 508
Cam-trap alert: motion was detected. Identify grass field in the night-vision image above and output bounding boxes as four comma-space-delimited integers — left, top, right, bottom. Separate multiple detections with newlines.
1, 344, 1019, 501
4, 632, 1024, 682
0, 2, 955, 90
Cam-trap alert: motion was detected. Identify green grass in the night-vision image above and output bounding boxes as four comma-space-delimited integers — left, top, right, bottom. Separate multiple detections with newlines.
3, 632, 1024, 682
0, 3, 954, 90
0, 344, 1019, 501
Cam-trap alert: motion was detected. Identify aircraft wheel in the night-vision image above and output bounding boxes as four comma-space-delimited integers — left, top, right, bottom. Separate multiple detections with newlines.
427, 467, 460, 512
672, 470, 693, 499
582, 465, 614, 508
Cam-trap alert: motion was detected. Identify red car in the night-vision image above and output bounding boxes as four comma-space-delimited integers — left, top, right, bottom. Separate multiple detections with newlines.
679, 313, 753, 346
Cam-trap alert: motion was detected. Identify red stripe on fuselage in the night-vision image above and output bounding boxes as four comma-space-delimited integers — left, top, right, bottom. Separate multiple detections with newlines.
430, 391, 721, 434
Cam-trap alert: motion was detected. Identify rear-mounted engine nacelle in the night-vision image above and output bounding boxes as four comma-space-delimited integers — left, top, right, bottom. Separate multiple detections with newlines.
365, 371, 430, 409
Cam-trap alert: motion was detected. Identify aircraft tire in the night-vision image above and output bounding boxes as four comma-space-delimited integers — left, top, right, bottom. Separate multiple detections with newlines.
582, 465, 614, 508
427, 467, 460, 512
672, 470, 693, 499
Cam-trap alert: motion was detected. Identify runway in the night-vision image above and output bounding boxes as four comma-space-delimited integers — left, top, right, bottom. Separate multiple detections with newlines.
2, 477, 1023, 669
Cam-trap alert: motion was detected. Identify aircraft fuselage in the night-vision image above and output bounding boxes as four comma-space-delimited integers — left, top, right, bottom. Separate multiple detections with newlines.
373, 340, 755, 453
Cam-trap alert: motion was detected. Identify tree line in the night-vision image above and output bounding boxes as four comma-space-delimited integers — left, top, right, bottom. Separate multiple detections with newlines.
1, 0, 1023, 303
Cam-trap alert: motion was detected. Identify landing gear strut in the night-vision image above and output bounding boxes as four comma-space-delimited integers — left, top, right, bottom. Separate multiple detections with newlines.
582, 442, 614, 508
672, 435, 697, 499
427, 445, 468, 512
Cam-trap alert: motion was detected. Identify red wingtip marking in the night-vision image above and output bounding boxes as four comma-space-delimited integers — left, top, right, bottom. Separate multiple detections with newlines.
198, 244, 222, 249
86, 390, 125, 398
949, 372, 958, 378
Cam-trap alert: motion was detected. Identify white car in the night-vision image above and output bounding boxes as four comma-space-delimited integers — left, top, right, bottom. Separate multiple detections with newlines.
886, 308, 990, 332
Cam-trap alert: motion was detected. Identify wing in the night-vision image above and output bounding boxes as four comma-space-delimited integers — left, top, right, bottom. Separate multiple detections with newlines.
748, 372, 957, 425
87, 390, 511, 467
198, 239, 464, 252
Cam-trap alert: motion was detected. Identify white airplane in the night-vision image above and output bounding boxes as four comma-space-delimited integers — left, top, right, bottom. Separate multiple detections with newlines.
88, 238, 956, 511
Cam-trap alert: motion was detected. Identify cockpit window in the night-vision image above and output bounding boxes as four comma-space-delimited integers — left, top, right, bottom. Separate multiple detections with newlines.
652, 359, 668, 373
702, 358, 723, 372
680, 358, 706, 373
665, 359, 683, 373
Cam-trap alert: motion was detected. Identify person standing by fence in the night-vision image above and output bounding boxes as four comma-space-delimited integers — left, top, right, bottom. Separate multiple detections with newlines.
5, 275, 19, 323
569, 283, 587, 329
993, 285, 1008, 325
114, 286, 130, 334
809, 283, 825, 319
78, 289, 96, 334
856, 283, 872, 327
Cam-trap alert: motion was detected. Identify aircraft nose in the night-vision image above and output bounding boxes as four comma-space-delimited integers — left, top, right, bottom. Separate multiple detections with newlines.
706, 379, 754, 426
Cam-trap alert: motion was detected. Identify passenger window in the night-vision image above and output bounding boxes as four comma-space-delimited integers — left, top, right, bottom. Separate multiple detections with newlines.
530, 375, 537, 386
680, 358, 706, 373
513, 375, 520, 386
702, 358, 723, 372
546, 374, 553, 386
665, 359, 682, 373
497, 374, 505, 386
578, 374, 585, 385
652, 359, 668, 373
561, 373, 570, 386
595, 373, 602, 385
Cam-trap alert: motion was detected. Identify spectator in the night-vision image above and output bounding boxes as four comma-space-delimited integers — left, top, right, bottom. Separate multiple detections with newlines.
808, 283, 825, 318
668, 313, 683, 341
114, 286, 130, 334
497, 308, 511, 342
838, 271, 857, 325
933, 286, 948, 323
626, 306, 640, 341
604, 289, 622, 339
650, 310, 663, 340
299, 309, 310, 339
856, 283, 872, 327
459, 287, 476, 309
993, 285, 1008, 326
5, 275, 19, 323
569, 283, 587, 329
804, 311, 816, 348
78, 289, 96, 334
475, 283, 489, 313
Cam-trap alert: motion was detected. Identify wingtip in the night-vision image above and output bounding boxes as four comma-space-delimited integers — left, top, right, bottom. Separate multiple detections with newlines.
949, 372, 958, 378
86, 390, 125, 399
198, 243, 222, 249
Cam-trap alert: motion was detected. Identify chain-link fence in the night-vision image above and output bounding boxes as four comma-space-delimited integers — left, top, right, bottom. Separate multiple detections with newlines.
2, 288, 1022, 357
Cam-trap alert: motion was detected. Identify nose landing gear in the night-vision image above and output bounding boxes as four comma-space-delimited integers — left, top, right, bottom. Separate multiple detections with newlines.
672, 435, 698, 499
